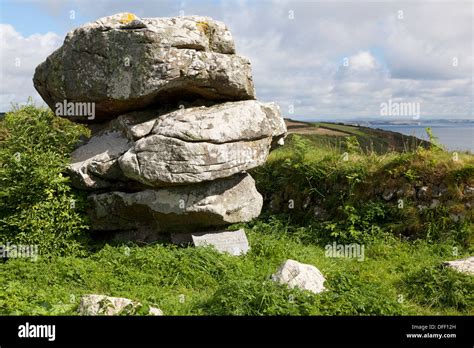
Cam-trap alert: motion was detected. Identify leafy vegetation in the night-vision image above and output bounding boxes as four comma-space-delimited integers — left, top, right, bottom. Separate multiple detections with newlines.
0, 104, 90, 256
293, 120, 431, 153
252, 134, 473, 244
0, 220, 471, 315
0, 105, 472, 315
401, 265, 473, 311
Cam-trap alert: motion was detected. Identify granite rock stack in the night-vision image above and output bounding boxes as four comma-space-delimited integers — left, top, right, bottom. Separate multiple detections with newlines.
33, 13, 287, 243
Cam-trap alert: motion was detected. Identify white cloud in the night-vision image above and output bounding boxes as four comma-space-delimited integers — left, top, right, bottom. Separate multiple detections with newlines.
383, 16, 472, 80
349, 51, 377, 71
0, 24, 62, 111
217, 1, 473, 119
1, 0, 472, 119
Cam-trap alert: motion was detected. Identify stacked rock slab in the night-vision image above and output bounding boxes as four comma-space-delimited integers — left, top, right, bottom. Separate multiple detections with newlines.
33, 13, 287, 243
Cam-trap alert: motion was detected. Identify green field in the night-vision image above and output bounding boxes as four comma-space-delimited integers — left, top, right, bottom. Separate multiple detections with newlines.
287, 119, 431, 153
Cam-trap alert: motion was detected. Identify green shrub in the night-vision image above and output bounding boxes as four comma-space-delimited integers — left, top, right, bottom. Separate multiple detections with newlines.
204, 279, 319, 315
253, 132, 473, 244
343, 135, 361, 153
317, 271, 404, 315
0, 104, 90, 257
401, 265, 474, 312
203, 270, 405, 316
452, 164, 474, 182
320, 203, 389, 244
425, 127, 444, 151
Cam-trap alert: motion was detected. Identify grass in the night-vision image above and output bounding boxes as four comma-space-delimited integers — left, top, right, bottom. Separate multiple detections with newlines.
0, 217, 472, 316
0, 105, 472, 316
309, 122, 430, 153
253, 134, 473, 243
316, 122, 367, 137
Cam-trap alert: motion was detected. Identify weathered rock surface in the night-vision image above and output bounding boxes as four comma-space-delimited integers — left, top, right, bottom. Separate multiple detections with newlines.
33, 13, 255, 122
78, 294, 163, 316
34, 13, 286, 242
171, 229, 250, 255
69, 131, 133, 190
88, 173, 262, 239
417, 186, 430, 200
443, 257, 474, 275
69, 100, 286, 189
271, 259, 326, 294
464, 185, 474, 197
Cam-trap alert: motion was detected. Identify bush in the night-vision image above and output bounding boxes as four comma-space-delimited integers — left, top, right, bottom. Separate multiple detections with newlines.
253, 132, 473, 244
203, 271, 405, 315
319, 203, 390, 244
204, 279, 318, 315
401, 265, 474, 311
317, 271, 404, 315
0, 104, 90, 257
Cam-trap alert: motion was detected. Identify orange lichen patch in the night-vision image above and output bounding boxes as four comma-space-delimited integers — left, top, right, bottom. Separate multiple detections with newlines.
196, 21, 210, 34
120, 13, 137, 24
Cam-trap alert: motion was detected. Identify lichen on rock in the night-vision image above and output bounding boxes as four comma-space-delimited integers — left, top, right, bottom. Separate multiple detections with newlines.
33, 13, 287, 242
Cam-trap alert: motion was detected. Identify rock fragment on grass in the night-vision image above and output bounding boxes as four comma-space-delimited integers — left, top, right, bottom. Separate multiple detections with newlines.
271, 259, 326, 294
171, 228, 250, 256
443, 256, 474, 275
78, 294, 163, 316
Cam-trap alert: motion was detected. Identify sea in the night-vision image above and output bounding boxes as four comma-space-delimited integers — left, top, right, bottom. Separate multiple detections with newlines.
368, 122, 474, 153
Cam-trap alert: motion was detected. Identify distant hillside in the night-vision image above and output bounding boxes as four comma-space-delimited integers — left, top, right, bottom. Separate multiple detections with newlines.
0, 112, 430, 154
284, 118, 431, 153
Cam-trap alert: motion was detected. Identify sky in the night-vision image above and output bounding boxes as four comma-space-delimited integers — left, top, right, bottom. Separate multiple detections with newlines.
0, 0, 472, 121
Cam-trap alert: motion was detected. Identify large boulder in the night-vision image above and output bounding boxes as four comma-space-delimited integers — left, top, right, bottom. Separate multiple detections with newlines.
87, 173, 263, 241
33, 13, 255, 122
119, 100, 285, 186
119, 135, 272, 186
33, 13, 287, 243
68, 131, 133, 190
69, 100, 286, 189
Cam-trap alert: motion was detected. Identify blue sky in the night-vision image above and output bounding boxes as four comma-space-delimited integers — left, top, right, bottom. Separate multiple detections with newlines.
1, 0, 224, 36
1, 0, 472, 120
1, 1, 69, 36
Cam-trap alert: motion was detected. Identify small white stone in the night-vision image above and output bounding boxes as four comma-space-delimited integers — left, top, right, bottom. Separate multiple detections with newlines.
78, 294, 163, 316
443, 257, 474, 275
271, 259, 326, 294
172, 229, 250, 256
148, 307, 164, 316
